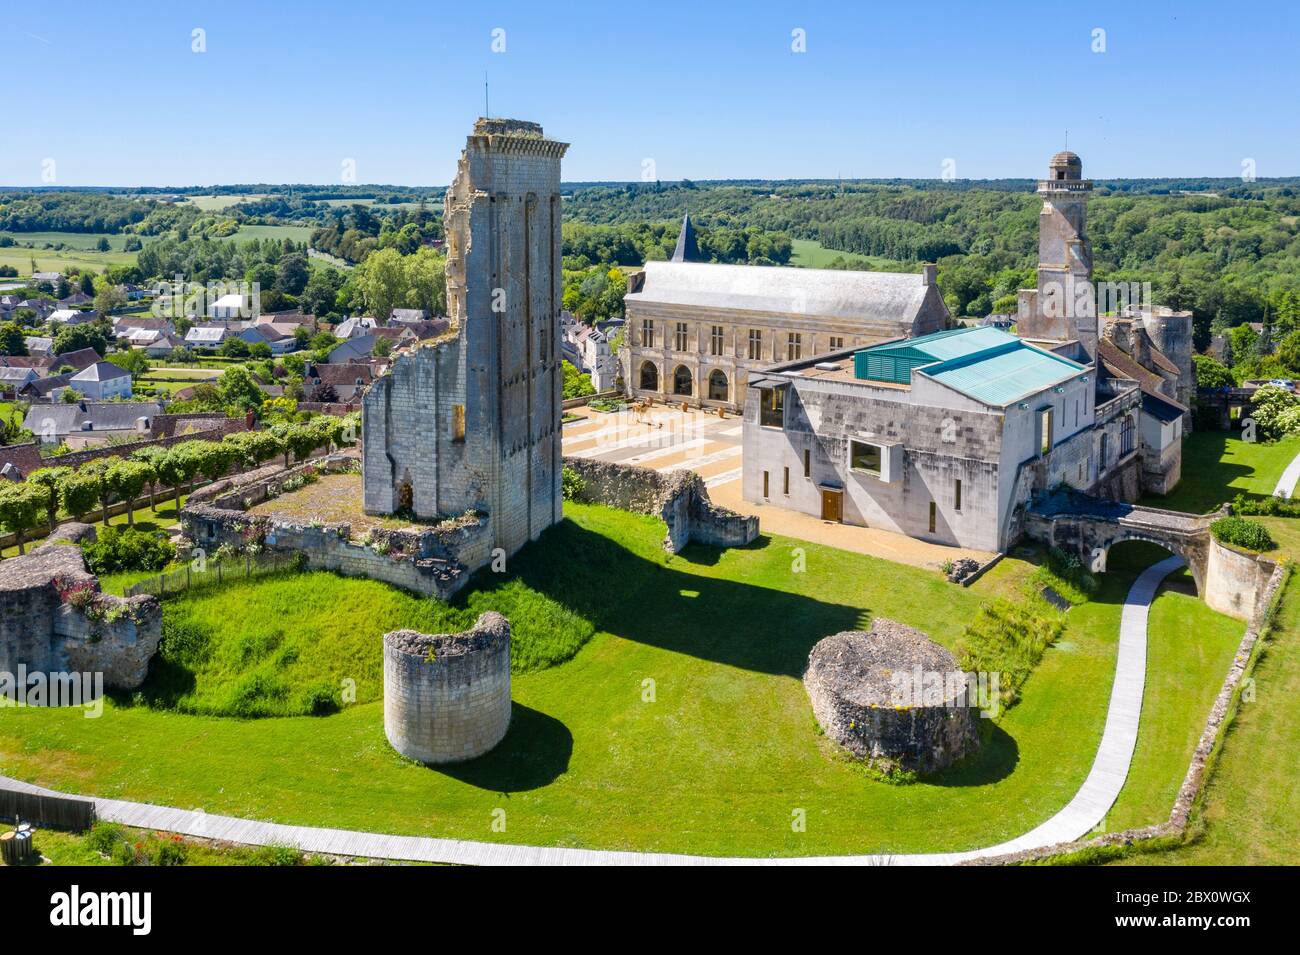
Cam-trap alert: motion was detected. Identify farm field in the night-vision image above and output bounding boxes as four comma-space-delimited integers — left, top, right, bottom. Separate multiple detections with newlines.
789, 238, 903, 270
0, 503, 1239, 858
0, 244, 139, 277
224, 224, 315, 244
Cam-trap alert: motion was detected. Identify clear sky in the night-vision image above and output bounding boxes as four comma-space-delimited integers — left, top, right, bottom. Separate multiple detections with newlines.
5, 0, 1297, 186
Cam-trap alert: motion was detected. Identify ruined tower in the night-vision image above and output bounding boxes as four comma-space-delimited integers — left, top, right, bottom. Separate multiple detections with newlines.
363, 118, 569, 557
1016, 151, 1097, 360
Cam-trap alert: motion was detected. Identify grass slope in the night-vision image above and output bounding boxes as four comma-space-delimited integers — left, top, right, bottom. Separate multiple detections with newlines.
0, 503, 1239, 857
1142, 431, 1300, 513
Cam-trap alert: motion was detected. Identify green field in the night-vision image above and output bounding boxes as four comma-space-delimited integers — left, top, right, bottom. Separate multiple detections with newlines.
223, 223, 316, 244
0, 230, 147, 252
179, 194, 266, 212
789, 238, 902, 270
0, 502, 1238, 858
0, 244, 139, 277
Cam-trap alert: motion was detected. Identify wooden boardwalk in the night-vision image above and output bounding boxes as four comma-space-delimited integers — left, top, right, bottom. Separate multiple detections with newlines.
0, 559, 1184, 866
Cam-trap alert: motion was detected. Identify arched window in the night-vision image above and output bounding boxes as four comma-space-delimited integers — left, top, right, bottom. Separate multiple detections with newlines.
1120, 414, 1135, 456
708, 369, 728, 402
639, 361, 659, 392
673, 365, 693, 396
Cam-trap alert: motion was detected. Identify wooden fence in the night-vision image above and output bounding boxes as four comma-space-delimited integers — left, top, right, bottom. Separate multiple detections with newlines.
0, 785, 96, 832
125, 551, 306, 600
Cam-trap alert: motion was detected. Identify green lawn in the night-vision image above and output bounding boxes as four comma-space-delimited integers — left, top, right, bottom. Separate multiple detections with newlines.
1110, 571, 1300, 864
223, 224, 315, 244
1141, 431, 1300, 513
0, 245, 139, 277
0, 230, 148, 252
0, 503, 1239, 858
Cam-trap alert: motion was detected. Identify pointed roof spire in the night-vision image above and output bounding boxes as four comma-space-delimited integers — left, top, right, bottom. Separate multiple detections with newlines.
671, 211, 700, 262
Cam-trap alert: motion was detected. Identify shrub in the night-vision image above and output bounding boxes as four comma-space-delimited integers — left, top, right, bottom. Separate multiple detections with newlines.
956, 598, 1064, 711
1210, 516, 1275, 552
81, 526, 173, 575
298, 681, 340, 716
85, 821, 127, 856
1231, 493, 1300, 518
250, 843, 303, 866
561, 465, 586, 501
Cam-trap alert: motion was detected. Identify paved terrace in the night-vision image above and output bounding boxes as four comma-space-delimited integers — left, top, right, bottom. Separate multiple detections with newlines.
562, 403, 992, 570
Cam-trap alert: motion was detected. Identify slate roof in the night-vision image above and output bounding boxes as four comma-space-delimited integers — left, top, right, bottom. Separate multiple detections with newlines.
671, 213, 701, 263
1096, 340, 1188, 413
48, 348, 102, 373
626, 260, 938, 326
23, 400, 164, 436
72, 361, 131, 383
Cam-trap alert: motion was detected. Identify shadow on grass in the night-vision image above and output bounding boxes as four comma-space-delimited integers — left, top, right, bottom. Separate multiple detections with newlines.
927, 723, 1019, 787
1140, 429, 1271, 514
434, 703, 572, 792
458, 520, 866, 678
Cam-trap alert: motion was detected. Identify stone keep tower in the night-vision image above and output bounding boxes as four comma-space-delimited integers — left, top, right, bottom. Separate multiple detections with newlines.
363, 118, 569, 557
1017, 151, 1097, 360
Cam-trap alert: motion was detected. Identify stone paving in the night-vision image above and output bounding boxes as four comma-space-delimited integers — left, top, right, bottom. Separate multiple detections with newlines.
562, 404, 991, 570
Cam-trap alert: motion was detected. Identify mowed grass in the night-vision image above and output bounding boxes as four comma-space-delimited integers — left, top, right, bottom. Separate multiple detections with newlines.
0, 503, 1238, 857
1101, 546, 1244, 833
0, 230, 147, 252
223, 224, 315, 244
0, 245, 139, 276
1111, 572, 1300, 864
1141, 431, 1300, 513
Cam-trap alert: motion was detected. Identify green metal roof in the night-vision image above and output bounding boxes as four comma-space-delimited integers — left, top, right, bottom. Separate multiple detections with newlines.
925, 342, 1083, 405
852, 326, 1084, 404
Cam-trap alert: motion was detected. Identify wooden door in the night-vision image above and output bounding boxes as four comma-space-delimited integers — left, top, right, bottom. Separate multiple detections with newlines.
820, 489, 842, 523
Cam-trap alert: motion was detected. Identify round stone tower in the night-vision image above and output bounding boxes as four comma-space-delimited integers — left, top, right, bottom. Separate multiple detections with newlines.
383, 612, 512, 764
803, 619, 980, 775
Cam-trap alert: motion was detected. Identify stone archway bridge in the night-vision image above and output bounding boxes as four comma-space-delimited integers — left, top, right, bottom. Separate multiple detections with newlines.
1023, 491, 1272, 620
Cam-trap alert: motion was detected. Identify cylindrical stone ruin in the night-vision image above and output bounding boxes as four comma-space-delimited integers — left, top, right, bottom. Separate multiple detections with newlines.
383, 611, 512, 764
803, 619, 980, 775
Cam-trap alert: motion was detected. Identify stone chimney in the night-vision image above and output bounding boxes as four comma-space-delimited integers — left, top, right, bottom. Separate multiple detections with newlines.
921, 263, 937, 286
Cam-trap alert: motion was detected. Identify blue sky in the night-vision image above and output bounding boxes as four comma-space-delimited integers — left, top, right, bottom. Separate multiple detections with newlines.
5, 0, 1297, 186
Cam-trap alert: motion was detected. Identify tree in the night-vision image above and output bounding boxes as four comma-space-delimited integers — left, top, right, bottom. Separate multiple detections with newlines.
26, 466, 72, 532
217, 365, 265, 413
109, 348, 151, 380
0, 482, 43, 555
248, 340, 273, 360
219, 336, 251, 358
191, 441, 234, 485
93, 275, 127, 316
52, 323, 108, 357
104, 459, 152, 527
0, 321, 27, 356
157, 442, 204, 512
96, 237, 111, 252
130, 445, 167, 510
58, 470, 100, 523
405, 247, 447, 316
275, 253, 310, 296
355, 247, 407, 321
1192, 353, 1235, 389
79, 460, 115, 526
562, 360, 596, 399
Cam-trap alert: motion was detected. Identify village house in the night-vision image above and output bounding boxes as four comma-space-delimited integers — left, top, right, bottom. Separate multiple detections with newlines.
23, 400, 164, 449
69, 360, 133, 400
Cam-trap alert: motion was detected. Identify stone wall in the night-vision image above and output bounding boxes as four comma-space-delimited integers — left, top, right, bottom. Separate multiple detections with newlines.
383, 612, 512, 764
563, 456, 757, 553
0, 524, 162, 691
1204, 535, 1275, 620
363, 118, 567, 560
182, 456, 492, 599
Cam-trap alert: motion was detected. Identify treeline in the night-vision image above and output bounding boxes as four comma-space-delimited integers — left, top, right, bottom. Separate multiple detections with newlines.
310, 201, 441, 263
0, 415, 359, 554
561, 221, 792, 270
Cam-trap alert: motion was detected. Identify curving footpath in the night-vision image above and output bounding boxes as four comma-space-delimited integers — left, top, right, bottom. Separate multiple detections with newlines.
1274, 446, 1300, 499
0, 556, 1185, 866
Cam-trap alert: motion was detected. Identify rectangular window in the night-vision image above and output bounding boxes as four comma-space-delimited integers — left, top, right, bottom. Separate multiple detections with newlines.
759, 387, 784, 428
674, 322, 689, 351
803, 448, 811, 478
452, 404, 466, 442
954, 478, 962, 512
829, 336, 844, 350
641, 318, 655, 348
1038, 407, 1054, 456
710, 325, 724, 356
763, 470, 770, 497
929, 501, 937, 534
783, 467, 790, 495
786, 332, 802, 361
849, 440, 882, 475
748, 329, 763, 360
